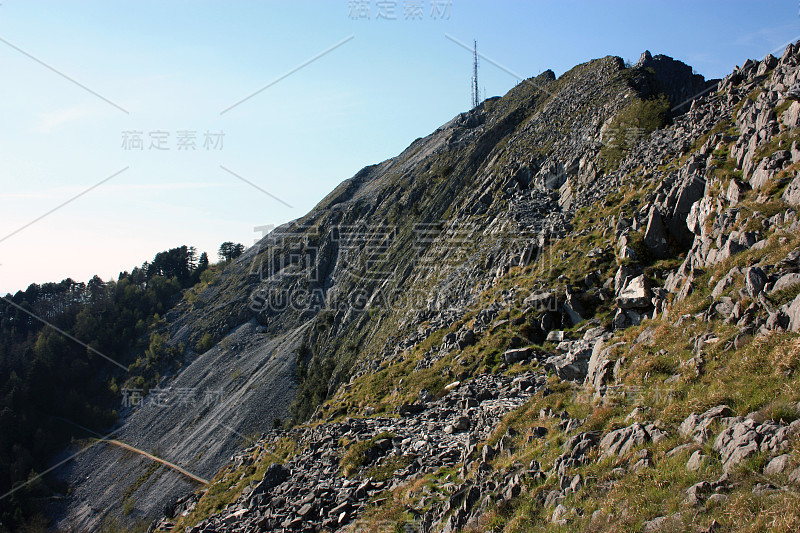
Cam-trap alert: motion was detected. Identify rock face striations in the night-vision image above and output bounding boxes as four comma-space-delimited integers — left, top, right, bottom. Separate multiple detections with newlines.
55, 43, 800, 533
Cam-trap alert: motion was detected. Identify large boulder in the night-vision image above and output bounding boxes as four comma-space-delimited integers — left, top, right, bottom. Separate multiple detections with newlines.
788, 82, 800, 101
584, 341, 624, 396
617, 275, 652, 309
751, 151, 790, 190
783, 171, 800, 206
364, 437, 393, 462
749, 159, 775, 190
545, 340, 594, 381
248, 463, 290, 504
502, 347, 533, 365
786, 293, 800, 332
536, 162, 568, 190
643, 207, 670, 258
711, 267, 740, 299
614, 265, 641, 296
771, 273, 800, 294
612, 308, 648, 329
686, 196, 714, 235
764, 454, 792, 476
744, 266, 767, 298
726, 179, 750, 206
783, 101, 800, 129
562, 293, 585, 326
666, 172, 706, 247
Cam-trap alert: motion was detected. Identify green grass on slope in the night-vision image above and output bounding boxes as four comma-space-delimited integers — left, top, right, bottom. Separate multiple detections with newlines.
324, 153, 800, 532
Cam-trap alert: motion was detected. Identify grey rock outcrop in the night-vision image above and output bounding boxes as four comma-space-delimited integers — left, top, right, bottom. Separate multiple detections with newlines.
713, 417, 798, 472
786, 293, 800, 332
771, 273, 800, 294
643, 207, 669, 258
544, 336, 606, 382
783, 172, 800, 206
632, 50, 718, 113
679, 405, 734, 444
584, 341, 624, 397
744, 266, 767, 298
599, 422, 667, 458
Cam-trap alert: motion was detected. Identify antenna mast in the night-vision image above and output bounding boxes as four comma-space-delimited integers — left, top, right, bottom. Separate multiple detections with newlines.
471, 40, 479, 109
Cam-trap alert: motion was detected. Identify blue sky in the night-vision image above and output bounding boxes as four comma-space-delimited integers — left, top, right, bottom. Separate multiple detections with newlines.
0, 0, 797, 294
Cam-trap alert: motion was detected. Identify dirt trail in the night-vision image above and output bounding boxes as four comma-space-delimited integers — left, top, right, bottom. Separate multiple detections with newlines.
98, 439, 209, 484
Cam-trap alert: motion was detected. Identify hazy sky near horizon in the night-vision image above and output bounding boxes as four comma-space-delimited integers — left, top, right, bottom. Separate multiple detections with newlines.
0, 0, 798, 294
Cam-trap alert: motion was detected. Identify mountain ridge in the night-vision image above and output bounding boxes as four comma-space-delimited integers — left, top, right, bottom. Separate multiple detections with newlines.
51, 44, 800, 533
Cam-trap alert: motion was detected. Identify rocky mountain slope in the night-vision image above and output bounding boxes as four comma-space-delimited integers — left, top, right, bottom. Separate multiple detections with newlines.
56, 43, 800, 533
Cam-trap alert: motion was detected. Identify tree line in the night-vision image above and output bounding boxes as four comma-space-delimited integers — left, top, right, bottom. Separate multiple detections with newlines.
0, 241, 244, 531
